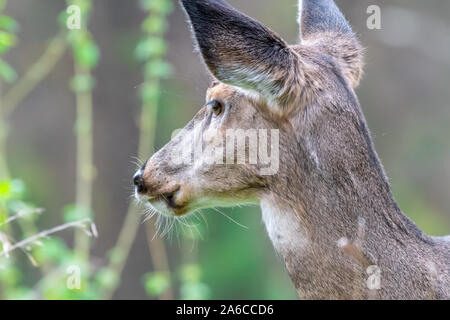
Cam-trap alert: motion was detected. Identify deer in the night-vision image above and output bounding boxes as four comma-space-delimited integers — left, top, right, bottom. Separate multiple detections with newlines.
133, 0, 450, 299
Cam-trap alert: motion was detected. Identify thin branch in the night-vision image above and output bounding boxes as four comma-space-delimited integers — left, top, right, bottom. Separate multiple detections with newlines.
1, 32, 67, 117
0, 83, 9, 181
100, 206, 141, 299
0, 207, 44, 227
0, 218, 97, 258
145, 219, 174, 300
73, 63, 95, 261
100, 1, 173, 300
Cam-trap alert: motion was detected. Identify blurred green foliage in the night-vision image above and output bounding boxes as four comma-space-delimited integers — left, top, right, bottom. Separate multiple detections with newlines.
0, 0, 16, 83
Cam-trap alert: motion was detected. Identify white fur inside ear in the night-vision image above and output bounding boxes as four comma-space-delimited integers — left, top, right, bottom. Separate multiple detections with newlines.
217, 63, 286, 112
233, 86, 280, 112
217, 64, 282, 105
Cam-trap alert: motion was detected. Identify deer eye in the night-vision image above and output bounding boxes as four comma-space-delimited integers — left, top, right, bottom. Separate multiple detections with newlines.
208, 100, 223, 117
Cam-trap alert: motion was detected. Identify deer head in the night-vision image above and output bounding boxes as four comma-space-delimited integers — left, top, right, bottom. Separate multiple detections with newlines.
133, 0, 363, 216
133, 0, 449, 299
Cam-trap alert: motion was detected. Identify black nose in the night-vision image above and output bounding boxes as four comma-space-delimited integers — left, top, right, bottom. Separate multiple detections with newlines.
133, 171, 147, 193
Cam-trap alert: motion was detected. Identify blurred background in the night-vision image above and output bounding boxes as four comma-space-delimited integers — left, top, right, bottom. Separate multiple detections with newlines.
0, 0, 449, 299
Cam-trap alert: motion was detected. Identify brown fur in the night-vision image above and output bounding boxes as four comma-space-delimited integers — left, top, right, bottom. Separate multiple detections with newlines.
134, 0, 450, 299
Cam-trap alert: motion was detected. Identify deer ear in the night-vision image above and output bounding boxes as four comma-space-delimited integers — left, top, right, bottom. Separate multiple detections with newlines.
180, 0, 299, 109
298, 0, 363, 88
298, 0, 352, 41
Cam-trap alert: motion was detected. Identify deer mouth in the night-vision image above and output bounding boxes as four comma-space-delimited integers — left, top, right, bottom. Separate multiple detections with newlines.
160, 190, 182, 210
147, 186, 188, 216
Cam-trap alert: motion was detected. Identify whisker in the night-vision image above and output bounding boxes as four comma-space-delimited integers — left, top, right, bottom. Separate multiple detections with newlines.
176, 217, 200, 228
152, 215, 162, 240
198, 210, 209, 234
130, 156, 145, 169
212, 207, 249, 230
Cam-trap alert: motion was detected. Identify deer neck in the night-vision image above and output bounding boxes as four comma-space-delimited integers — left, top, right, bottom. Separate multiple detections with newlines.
260, 174, 437, 299
259, 105, 437, 299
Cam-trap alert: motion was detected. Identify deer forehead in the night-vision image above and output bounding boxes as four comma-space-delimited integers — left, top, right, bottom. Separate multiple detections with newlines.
206, 82, 237, 102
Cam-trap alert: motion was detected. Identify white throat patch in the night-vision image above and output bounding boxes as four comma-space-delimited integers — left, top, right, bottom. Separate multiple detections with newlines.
260, 196, 308, 256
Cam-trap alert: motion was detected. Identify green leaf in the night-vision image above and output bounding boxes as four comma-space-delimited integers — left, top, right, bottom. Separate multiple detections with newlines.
6, 200, 41, 222
138, 0, 152, 10
58, 10, 70, 28
10, 179, 25, 197
5, 287, 35, 300
0, 58, 17, 83
0, 262, 22, 286
33, 238, 70, 264
134, 37, 166, 61
107, 247, 125, 264
179, 264, 202, 283
139, 0, 174, 14
0, 30, 17, 53
140, 83, 159, 103
42, 281, 73, 300
70, 74, 95, 92
71, 0, 92, 15
74, 41, 99, 68
64, 0, 92, 24
144, 60, 173, 78
143, 271, 170, 297
0, 15, 18, 32
0, 179, 12, 199
0, 179, 23, 200
180, 282, 211, 300
63, 204, 93, 222
94, 268, 119, 289
142, 16, 167, 34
